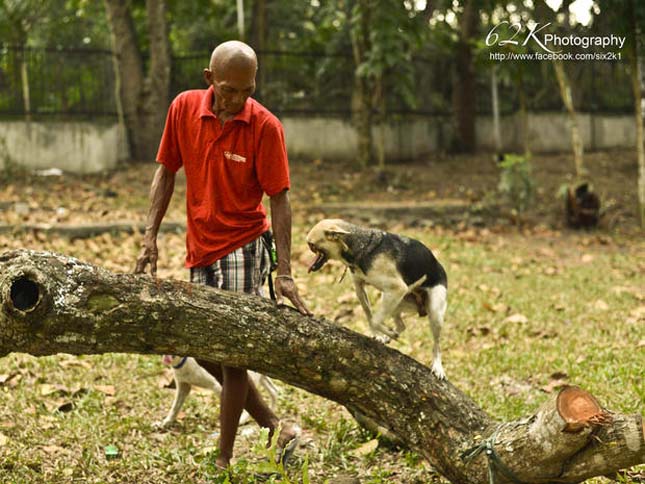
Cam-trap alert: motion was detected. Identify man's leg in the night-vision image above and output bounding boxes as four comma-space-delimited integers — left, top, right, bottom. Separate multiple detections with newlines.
198, 238, 298, 467
216, 365, 249, 467
196, 358, 293, 439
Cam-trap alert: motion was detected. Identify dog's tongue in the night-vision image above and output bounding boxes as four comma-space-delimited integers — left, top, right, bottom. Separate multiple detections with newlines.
308, 252, 327, 272
162, 355, 173, 366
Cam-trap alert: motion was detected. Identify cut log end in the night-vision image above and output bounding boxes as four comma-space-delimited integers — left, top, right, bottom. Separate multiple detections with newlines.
10, 276, 41, 312
557, 386, 608, 432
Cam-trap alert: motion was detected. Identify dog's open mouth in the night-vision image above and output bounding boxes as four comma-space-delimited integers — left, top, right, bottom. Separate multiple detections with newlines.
308, 244, 328, 272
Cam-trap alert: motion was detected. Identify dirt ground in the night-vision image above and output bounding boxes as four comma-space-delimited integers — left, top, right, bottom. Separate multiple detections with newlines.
1, 149, 639, 234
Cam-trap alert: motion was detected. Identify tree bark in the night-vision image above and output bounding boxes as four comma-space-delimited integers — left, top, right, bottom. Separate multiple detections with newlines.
491, 65, 502, 155
143, 0, 171, 159
1, 249, 643, 483
631, 0, 645, 228
350, 0, 374, 167
553, 59, 586, 178
452, 0, 478, 153
20, 47, 31, 123
516, 68, 531, 157
250, 0, 268, 90
104, 0, 145, 159
104, 0, 171, 161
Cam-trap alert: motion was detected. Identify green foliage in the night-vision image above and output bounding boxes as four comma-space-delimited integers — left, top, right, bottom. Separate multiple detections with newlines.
199, 426, 310, 483
497, 153, 535, 213
350, 0, 425, 111
0, 0, 109, 48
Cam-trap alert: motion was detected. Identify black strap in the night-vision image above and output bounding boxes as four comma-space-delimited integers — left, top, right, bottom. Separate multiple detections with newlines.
172, 356, 188, 370
260, 231, 278, 301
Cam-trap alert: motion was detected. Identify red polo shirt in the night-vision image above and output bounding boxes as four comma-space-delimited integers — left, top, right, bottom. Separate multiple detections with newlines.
156, 86, 290, 268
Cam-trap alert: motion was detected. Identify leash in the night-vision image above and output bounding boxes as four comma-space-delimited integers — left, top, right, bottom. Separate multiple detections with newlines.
172, 356, 188, 370
261, 231, 278, 301
461, 424, 527, 484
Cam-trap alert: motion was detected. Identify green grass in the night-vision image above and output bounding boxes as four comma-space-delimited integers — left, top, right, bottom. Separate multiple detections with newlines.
2, 226, 641, 483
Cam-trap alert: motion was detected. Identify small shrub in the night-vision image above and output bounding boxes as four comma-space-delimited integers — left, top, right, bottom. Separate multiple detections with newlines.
497, 153, 536, 214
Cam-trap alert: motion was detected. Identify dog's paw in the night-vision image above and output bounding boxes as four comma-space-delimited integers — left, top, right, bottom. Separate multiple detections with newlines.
373, 334, 391, 345
152, 419, 173, 431
431, 361, 446, 380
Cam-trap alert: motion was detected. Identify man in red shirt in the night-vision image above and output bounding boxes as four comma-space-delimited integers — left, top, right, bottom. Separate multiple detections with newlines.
135, 40, 309, 469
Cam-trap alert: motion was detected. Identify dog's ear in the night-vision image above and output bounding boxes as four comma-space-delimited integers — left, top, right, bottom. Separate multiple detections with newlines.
324, 226, 350, 241
323, 225, 351, 254
325, 229, 349, 241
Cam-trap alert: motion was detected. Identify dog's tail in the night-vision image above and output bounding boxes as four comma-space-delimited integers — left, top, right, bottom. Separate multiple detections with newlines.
406, 275, 427, 293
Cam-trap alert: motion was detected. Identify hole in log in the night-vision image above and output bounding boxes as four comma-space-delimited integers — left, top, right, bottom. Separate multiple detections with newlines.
557, 386, 604, 432
10, 277, 40, 312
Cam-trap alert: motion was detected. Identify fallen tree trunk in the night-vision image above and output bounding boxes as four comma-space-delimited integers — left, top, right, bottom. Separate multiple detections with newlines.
0, 249, 643, 483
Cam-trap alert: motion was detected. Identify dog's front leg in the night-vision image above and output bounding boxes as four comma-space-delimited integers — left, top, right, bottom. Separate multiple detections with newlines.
156, 381, 192, 429
353, 278, 373, 324
393, 312, 406, 339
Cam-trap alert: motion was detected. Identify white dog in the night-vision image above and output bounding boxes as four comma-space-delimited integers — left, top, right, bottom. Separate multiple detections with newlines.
155, 355, 279, 429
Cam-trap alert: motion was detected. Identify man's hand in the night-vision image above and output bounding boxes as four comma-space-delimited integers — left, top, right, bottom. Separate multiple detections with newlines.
134, 232, 159, 276
275, 276, 311, 315
135, 165, 176, 277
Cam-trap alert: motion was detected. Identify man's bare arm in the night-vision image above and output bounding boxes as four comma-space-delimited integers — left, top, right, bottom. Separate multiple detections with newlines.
134, 164, 176, 276
270, 190, 311, 315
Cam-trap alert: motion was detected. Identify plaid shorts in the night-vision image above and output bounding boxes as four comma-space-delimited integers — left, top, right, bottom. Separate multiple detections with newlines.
189, 235, 270, 297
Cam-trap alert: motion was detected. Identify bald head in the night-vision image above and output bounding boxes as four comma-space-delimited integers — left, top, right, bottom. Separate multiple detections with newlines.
203, 41, 258, 118
209, 40, 257, 79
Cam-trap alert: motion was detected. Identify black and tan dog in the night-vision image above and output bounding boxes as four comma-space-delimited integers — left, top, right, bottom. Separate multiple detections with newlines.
306, 219, 448, 379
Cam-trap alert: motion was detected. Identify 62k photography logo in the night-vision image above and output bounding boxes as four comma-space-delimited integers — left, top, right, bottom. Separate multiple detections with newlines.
486, 21, 625, 61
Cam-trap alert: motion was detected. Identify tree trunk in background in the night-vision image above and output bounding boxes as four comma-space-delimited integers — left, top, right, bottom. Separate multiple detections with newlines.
633, 46, 645, 229
632, 0, 645, 228
250, 0, 268, 90
422, 0, 434, 24
143, 0, 171, 160
19, 47, 31, 123
1, 249, 644, 483
491, 65, 501, 155
553, 60, 586, 178
517, 69, 530, 157
538, 0, 585, 178
452, 0, 478, 153
104, 0, 171, 162
374, 76, 386, 170
104, 0, 145, 159
350, 0, 374, 167
236, 0, 245, 40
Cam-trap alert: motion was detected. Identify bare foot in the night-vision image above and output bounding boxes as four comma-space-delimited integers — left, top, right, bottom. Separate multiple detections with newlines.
278, 423, 300, 448
270, 422, 301, 465
215, 457, 229, 470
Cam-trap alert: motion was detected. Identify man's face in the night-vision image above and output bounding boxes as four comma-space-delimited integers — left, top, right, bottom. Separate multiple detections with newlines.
204, 64, 256, 116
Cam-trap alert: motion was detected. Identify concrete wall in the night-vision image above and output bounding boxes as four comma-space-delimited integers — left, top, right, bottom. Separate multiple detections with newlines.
0, 113, 635, 173
476, 113, 635, 153
283, 115, 452, 162
0, 121, 128, 174
286, 112, 634, 162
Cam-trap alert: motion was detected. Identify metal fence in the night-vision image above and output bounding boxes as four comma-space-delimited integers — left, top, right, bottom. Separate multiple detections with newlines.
0, 46, 118, 117
0, 44, 635, 120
